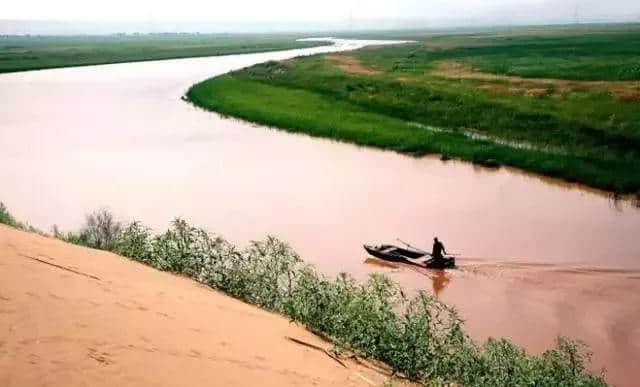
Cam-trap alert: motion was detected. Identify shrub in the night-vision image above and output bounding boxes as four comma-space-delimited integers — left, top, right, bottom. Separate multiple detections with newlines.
113, 221, 152, 262
48, 211, 608, 386
0, 202, 19, 227
63, 208, 122, 250
0, 202, 39, 233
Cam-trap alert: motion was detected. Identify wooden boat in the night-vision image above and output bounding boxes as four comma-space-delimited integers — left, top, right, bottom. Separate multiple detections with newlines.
363, 244, 456, 269
424, 257, 456, 269
363, 244, 425, 261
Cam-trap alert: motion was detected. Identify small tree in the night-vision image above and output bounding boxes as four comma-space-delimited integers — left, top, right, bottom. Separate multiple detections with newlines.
81, 208, 121, 250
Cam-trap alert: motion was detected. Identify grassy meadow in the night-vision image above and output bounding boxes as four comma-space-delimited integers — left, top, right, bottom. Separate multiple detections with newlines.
187, 25, 640, 195
0, 33, 325, 73
0, 203, 608, 386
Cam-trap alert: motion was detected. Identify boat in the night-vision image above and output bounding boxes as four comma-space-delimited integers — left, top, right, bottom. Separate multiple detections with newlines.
363, 244, 456, 269
424, 256, 456, 269
363, 244, 425, 261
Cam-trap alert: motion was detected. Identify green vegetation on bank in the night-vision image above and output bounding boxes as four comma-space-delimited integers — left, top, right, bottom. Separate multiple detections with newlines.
0, 34, 326, 73
0, 202, 21, 227
0, 202, 42, 233
0, 203, 607, 386
349, 25, 640, 81
416, 32, 640, 81
187, 26, 640, 195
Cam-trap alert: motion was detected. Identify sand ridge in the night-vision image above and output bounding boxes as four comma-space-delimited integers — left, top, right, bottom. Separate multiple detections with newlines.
0, 225, 407, 387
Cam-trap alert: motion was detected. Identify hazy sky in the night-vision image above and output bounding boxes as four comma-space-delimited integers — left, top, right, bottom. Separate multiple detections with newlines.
2, 0, 640, 33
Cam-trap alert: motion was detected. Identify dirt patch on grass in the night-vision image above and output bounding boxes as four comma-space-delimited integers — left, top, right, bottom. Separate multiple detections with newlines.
477, 84, 552, 97
617, 91, 640, 102
431, 60, 640, 101
326, 55, 381, 75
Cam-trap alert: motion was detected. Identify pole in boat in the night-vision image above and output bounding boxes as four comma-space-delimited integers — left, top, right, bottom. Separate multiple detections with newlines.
396, 238, 430, 255
396, 238, 461, 256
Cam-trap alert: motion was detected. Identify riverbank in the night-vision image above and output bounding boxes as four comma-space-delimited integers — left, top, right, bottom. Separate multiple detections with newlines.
186, 27, 640, 195
0, 34, 326, 73
0, 224, 403, 386
0, 205, 608, 386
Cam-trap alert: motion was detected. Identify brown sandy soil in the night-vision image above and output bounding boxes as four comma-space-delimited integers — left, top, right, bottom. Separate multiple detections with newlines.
0, 225, 409, 387
430, 60, 640, 101
326, 55, 381, 75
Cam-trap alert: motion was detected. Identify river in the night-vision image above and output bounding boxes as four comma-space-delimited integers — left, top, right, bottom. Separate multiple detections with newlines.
1, 39, 639, 385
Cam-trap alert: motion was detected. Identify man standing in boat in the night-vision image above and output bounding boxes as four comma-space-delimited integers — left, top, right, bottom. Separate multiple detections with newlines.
431, 237, 447, 264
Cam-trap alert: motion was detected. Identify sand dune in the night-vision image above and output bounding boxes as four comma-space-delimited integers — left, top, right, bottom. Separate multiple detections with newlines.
0, 225, 400, 387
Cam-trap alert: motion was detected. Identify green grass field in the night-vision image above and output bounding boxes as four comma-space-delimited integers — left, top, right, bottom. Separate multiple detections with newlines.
0, 33, 325, 73
187, 25, 640, 195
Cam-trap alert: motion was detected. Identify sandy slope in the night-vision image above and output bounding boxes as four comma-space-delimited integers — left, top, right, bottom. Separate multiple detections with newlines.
0, 225, 399, 387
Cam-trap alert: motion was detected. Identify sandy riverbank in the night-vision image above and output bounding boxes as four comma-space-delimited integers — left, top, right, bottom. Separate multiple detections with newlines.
2, 221, 638, 386
0, 225, 403, 387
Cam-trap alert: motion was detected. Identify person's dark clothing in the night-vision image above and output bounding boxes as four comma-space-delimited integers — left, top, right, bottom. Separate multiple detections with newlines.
432, 240, 446, 261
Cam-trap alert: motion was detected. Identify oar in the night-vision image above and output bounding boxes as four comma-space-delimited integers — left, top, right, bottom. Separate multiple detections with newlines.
396, 238, 430, 255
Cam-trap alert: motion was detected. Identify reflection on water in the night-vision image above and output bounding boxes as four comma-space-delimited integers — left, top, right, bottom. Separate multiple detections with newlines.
363, 257, 400, 269
431, 270, 451, 297
363, 257, 451, 297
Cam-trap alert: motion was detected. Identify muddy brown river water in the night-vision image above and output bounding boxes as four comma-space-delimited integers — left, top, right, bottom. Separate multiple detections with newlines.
1, 40, 639, 385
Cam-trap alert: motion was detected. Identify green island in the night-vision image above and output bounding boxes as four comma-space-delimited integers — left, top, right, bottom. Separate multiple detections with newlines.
0, 33, 325, 73
0, 202, 608, 386
187, 25, 640, 196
